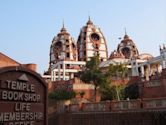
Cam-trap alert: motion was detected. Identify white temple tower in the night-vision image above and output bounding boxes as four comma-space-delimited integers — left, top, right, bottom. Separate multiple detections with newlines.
49, 24, 78, 68
77, 17, 108, 61
48, 24, 85, 81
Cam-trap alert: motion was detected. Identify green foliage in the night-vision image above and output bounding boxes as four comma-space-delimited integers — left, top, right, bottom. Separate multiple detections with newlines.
80, 55, 106, 85
101, 83, 126, 101
101, 64, 127, 101
48, 90, 76, 100
79, 91, 85, 98
80, 55, 106, 101
124, 83, 139, 99
100, 83, 116, 101
107, 64, 128, 78
114, 84, 126, 100
86, 54, 100, 70
80, 56, 128, 101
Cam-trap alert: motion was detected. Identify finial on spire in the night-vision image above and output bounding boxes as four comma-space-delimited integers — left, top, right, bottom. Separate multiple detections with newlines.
62, 18, 65, 28
123, 27, 129, 39
88, 11, 91, 20
60, 18, 67, 32
88, 15, 91, 21
124, 27, 127, 35
87, 16, 93, 25
87, 12, 93, 25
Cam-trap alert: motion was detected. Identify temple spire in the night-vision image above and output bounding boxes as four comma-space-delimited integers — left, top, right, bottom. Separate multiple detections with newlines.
61, 19, 66, 32
124, 27, 129, 39
87, 15, 93, 25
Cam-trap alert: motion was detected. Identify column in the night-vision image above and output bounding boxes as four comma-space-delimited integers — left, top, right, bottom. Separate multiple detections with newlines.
131, 59, 139, 76
135, 61, 139, 76
141, 66, 145, 77
145, 64, 151, 81
163, 60, 166, 69
148, 64, 151, 75
54, 70, 56, 81
58, 64, 61, 81
157, 64, 162, 73
51, 70, 53, 81
71, 73, 74, 79
63, 62, 65, 80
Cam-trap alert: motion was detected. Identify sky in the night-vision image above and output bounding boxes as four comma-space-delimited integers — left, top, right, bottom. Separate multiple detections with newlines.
0, 0, 166, 74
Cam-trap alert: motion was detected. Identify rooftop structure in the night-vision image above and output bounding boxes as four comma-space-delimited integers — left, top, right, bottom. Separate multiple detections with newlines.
77, 17, 108, 61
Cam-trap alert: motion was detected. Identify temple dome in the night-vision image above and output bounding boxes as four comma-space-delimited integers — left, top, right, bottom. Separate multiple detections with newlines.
77, 17, 108, 61
109, 50, 125, 59
49, 25, 78, 68
117, 33, 139, 59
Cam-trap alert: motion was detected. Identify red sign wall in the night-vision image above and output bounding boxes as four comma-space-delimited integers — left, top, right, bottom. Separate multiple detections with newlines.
0, 67, 47, 125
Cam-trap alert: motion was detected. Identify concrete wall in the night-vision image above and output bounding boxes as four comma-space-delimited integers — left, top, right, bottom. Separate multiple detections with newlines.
140, 69, 166, 98
50, 110, 166, 125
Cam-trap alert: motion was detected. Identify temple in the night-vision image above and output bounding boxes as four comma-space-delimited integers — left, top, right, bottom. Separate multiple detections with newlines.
43, 18, 165, 101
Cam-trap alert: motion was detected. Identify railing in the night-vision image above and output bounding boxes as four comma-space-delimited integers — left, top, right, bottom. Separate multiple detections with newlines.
144, 80, 161, 87
82, 101, 110, 112
65, 97, 166, 113
142, 97, 166, 109
69, 104, 80, 112
111, 100, 141, 111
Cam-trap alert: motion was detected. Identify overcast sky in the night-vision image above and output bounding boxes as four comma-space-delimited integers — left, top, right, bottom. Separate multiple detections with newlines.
0, 0, 166, 74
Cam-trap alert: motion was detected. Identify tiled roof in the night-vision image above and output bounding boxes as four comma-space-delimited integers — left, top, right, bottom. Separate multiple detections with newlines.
0, 52, 20, 67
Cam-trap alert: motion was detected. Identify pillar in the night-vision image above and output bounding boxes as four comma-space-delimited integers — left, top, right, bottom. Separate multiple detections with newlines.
58, 64, 61, 81
131, 58, 139, 76
148, 64, 151, 76
141, 66, 145, 77
63, 62, 65, 80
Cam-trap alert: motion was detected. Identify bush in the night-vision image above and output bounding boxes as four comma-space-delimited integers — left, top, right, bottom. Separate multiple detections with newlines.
49, 90, 76, 100
124, 84, 139, 99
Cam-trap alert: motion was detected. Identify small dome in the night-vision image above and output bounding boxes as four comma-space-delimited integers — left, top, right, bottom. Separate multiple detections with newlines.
117, 33, 139, 59
124, 34, 129, 39
109, 50, 125, 59
86, 16, 93, 25
58, 24, 69, 36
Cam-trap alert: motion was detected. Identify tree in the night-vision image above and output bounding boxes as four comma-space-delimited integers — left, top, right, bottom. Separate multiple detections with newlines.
124, 83, 139, 99
113, 84, 126, 100
80, 55, 106, 102
79, 91, 85, 98
100, 83, 116, 101
48, 90, 76, 100
107, 64, 128, 79
104, 64, 128, 101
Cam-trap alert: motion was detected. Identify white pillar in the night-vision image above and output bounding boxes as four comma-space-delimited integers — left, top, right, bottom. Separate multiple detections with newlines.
54, 70, 56, 81
58, 64, 61, 81
141, 66, 145, 77
71, 73, 74, 79
148, 64, 151, 76
131, 59, 139, 76
63, 62, 65, 80
162, 60, 166, 69
51, 70, 53, 81
160, 46, 166, 69
157, 65, 162, 73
